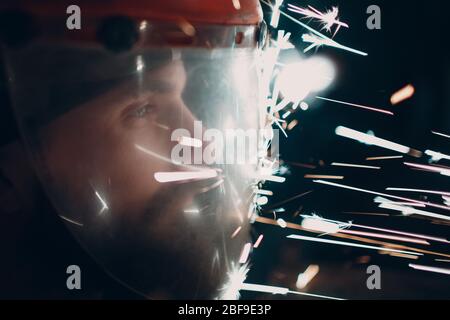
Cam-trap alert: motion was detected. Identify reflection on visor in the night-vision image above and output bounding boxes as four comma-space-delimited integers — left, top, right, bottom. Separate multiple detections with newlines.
5, 39, 261, 298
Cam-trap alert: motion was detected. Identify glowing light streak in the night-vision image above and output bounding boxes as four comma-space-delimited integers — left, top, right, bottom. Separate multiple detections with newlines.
366, 155, 403, 161
404, 162, 450, 176
260, 0, 367, 56
287, 234, 422, 256
154, 170, 218, 183
287, 4, 349, 35
425, 150, 450, 162
317, 96, 393, 115
95, 191, 109, 214
386, 187, 450, 197
239, 243, 252, 264
390, 84, 415, 105
409, 264, 450, 275
335, 126, 421, 157
331, 162, 381, 170
314, 179, 450, 212
304, 174, 344, 179
254, 234, 264, 248
296, 265, 320, 289
240, 283, 345, 300
432, 131, 450, 139
379, 202, 450, 222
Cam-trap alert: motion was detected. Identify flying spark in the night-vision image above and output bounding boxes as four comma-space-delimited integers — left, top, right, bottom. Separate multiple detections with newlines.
239, 243, 252, 264
408, 264, 450, 275
404, 162, 450, 176
287, 234, 423, 256
317, 96, 394, 115
366, 155, 404, 161
386, 187, 450, 197
331, 162, 381, 170
390, 84, 415, 105
154, 170, 218, 183
95, 191, 109, 214
296, 265, 320, 289
335, 126, 422, 157
287, 4, 349, 36
260, 0, 367, 56
432, 131, 450, 139
425, 150, 450, 163
304, 174, 344, 179
314, 179, 450, 212
240, 283, 345, 300
253, 234, 264, 248
379, 202, 450, 222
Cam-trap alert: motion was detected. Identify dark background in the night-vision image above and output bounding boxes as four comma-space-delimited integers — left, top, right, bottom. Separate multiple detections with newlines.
1, 0, 450, 299
245, 0, 450, 299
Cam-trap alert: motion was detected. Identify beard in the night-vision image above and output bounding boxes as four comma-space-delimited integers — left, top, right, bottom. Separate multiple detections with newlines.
76, 178, 249, 299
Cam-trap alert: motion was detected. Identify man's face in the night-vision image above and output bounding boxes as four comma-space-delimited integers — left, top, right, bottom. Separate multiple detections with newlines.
40, 57, 251, 298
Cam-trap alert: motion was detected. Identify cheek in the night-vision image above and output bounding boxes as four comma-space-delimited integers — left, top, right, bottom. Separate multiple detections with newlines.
98, 124, 177, 212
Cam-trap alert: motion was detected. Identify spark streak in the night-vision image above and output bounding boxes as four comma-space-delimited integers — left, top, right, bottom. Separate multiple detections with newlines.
350, 222, 449, 244
240, 283, 345, 300
425, 150, 450, 162
254, 234, 264, 248
404, 162, 450, 176
331, 162, 381, 170
260, 0, 367, 56
338, 229, 430, 245
239, 243, 252, 264
255, 216, 450, 258
304, 174, 344, 179
335, 126, 421, 157
386, 187, 450, 197
59, 215, 84, 227
390, 84, 415, 105
231, 226, 242, 239
154, 170, 218, 183
366, 155, 404, 161
317, 96, 394, 115
296, 265, 320, 289
379, 202, 450, 222
95, 191, 109, 214
270, 0, 284, 28
301, 215, 431, 245
287, 234, 422, 256
432, 131, 450, 139
314, 179, 450, 212
408, 264, 450, 275
287, 4, 349, 35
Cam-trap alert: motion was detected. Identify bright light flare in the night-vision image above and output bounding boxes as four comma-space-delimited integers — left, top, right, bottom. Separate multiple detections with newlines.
301, 217, 343, 234
277, 57, 336, 102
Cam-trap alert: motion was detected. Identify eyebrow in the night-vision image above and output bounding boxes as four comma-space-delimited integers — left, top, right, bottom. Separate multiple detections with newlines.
144, 79, 177, 93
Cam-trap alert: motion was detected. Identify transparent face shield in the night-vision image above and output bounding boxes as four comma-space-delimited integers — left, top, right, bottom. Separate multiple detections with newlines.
3, 21, 263, 299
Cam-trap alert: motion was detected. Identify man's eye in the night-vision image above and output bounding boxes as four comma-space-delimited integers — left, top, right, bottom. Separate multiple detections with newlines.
130, 103, 154, 118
